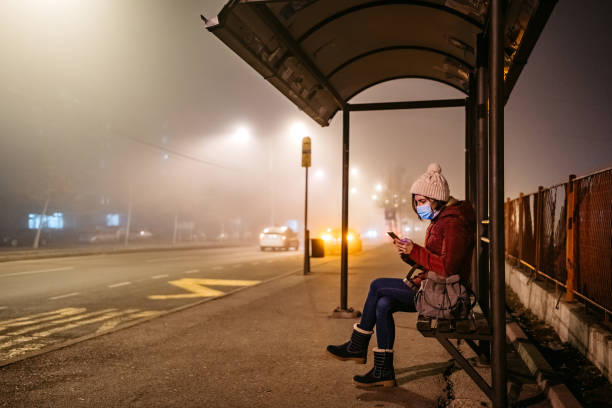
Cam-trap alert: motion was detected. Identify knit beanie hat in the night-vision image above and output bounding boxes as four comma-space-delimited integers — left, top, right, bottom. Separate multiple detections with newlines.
410, 163, 450, 202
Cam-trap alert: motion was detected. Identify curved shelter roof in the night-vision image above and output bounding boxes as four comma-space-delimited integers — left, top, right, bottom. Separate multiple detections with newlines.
205, 0, 556, 126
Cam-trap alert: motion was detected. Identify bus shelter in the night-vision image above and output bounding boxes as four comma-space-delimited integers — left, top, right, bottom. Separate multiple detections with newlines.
203, 1, 557, 406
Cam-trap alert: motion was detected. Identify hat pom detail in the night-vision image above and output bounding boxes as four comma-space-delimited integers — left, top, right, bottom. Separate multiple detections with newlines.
427, 163, 442, 174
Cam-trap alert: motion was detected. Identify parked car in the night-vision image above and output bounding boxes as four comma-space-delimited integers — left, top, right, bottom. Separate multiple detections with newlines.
319, 228, 363, 254
259, 226, 299, 251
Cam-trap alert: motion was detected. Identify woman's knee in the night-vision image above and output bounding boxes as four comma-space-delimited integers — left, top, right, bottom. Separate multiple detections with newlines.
375, 297, 392, 319
369, 278, 386, 293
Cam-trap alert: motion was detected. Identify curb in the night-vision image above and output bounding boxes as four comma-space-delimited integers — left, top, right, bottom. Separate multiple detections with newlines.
506, 321, 582, 408
0, 258, 335, 369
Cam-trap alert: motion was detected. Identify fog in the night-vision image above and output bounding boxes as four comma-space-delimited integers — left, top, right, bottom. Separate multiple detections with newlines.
0, 0, 610, 247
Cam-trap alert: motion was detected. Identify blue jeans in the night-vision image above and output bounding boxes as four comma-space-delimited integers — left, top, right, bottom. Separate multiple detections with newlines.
357, 278, 417, 349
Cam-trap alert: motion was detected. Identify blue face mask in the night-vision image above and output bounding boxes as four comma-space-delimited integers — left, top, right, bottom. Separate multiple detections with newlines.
417, 203, 435, 220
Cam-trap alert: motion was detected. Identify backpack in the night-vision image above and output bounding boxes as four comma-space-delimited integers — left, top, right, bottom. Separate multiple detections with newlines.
414, 271, 473, 320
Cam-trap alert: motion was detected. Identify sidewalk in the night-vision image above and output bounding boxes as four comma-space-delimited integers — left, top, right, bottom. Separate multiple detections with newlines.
0, 246, 547, 407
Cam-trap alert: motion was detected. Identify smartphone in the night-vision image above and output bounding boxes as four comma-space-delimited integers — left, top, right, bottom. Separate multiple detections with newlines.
386, 231, 399, 240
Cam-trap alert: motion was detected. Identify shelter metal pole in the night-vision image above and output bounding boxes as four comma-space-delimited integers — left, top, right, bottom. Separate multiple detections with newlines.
341, 109, 349, 309
476, 34, 490, 318
332, 109, 359, 318
466, 81, 477, 287
476, 34, 490, 364
490, 0, 507, 406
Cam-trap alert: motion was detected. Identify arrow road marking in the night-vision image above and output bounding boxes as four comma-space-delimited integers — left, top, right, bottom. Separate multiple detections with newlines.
148, 278, 261, 300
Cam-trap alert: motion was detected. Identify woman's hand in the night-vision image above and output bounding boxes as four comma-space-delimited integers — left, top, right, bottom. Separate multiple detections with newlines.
394, 238, 414, 254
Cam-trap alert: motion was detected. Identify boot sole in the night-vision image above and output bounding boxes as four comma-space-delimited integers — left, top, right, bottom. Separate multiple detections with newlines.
326, 350, 366, 364
353, 379, 397, 388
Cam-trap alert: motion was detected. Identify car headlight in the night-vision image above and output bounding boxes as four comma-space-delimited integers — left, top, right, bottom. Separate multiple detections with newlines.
347, 234, 354, 242
321, 234, 331, 241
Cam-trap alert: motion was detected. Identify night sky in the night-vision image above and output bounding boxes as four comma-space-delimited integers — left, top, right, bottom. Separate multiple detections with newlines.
0, 0, 610, 236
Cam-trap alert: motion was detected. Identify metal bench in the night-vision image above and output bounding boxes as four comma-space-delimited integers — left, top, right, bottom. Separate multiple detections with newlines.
417, 309, 493, 400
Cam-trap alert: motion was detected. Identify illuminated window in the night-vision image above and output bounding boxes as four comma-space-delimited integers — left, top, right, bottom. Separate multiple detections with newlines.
106, 214, 120, 227
28, 213, 64, 229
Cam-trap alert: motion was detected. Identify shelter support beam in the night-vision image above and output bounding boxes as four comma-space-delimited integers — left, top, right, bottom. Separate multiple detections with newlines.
347, 99, 465, 112
489, 0, 507, 406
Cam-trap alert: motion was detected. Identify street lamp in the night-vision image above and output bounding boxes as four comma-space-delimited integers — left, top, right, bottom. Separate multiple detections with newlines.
233, 126, 251, 143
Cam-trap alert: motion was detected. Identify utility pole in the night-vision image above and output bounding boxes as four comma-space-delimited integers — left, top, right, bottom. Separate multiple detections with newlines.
33, 193, 50, 249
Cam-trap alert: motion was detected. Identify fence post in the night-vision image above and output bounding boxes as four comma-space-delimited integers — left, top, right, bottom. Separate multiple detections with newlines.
505, 198, 510, 257
565, 175, 576, 302
535, 186, 544, 278
518, 193, 524, 261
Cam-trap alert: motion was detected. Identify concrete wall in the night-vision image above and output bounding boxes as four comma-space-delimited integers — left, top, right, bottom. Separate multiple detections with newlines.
505, 261, 612, 383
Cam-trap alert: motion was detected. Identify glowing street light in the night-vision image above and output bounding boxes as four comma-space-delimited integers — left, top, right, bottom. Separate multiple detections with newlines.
375, 183, 383, 192
315, 168, 325, 179
351, 167, 359, 177
233, 126, 251, 143
351, 187, 357, 194
290, 122, 307, 141
371, 194, 378, 200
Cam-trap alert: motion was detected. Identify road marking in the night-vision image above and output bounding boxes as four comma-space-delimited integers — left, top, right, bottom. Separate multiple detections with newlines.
0, 310, 131, 350
0, 266, 74, 278
0, 307, 7, 311
0, 307, 161, 360
184, 269, 199, 274
108, 281, 131, 288
0, 308, 85, 330
251, 262, 260, 266
148, 278, 260, 300
151, 274, 169, 280
0, 308, 82, 326
212, 266, 223, 270
5, 309, 115, 336
94, 310, 160, 334
146, 256, 195, 263
49, 292, 80, 301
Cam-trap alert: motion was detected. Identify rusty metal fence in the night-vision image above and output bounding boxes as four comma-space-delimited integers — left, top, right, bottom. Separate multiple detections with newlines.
505, 166, 612, 318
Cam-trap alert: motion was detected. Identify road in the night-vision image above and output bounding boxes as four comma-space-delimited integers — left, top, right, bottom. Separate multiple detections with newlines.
0, 246, 325, 363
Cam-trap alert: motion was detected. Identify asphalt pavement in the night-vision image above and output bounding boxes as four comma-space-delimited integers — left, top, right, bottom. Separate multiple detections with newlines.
0, 246, 325, 363
0, 244, 550, 407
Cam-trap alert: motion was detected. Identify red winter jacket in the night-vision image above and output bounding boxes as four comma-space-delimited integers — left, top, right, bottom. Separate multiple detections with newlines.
403, 198, 475, 286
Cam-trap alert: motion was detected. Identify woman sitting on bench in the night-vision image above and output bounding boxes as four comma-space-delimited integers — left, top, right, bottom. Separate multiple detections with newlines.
326, 163, 475, 387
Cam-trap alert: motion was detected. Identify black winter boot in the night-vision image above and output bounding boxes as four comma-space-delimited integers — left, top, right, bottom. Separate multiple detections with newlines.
326, 323, 373, 364
353, 348, 396, 387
